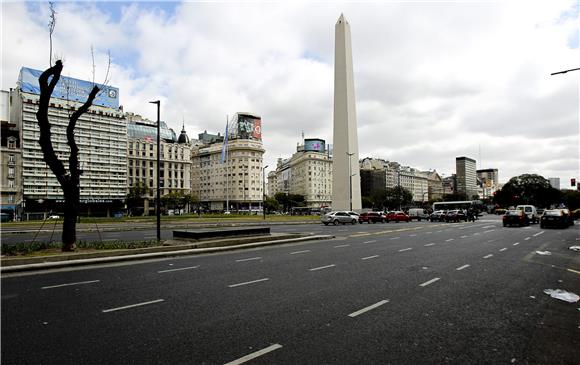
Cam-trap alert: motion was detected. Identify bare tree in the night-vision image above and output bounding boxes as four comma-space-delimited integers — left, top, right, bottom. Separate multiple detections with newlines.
36, 60, 99, 251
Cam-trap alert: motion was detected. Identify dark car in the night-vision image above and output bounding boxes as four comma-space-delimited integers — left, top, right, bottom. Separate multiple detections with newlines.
503, 210, 530, 227
429, 210, 446, 222
386, 211, 410, 223
540, 209, 573, 229
358, 212, 385, 224
445, 209, 467, 223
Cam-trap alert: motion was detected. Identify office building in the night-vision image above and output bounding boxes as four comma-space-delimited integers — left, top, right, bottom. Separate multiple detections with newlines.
1, 91, 23, 220
456, 156, 477, 199
477, 168, 499, 199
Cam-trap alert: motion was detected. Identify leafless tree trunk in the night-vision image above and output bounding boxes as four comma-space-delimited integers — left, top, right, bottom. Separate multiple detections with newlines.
36, 60, 99, 251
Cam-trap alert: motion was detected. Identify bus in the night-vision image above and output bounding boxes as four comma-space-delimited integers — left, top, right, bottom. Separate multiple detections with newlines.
432, 200, 484, 212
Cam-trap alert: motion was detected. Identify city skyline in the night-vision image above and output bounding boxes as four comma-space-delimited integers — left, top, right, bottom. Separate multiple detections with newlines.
2, 1, 577, 184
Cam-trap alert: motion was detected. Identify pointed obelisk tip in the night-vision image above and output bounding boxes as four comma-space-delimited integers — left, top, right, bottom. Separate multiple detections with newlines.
337, 13, 346, 24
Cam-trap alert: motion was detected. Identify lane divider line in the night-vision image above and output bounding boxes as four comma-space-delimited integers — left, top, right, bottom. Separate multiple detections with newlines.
224, 344, 283, 365
398, 248, 413, 252
348, 300, 389, 318
483, 254, 493, 259
102, 299, 165, 313
289, 250, 311, 255
513, 242, 520, 246
309, 264, 336, 271
228, 278, 270, 288
334, 244, 350, 248
499, 248, 507, 252
361, 255, 379, 260
158, 266, 200, 273
524, 237, 531, 241
456, 264, 470, 271
363, 240, 377, 244
390, 237, 400, 240
236, 257, 262, 262
419, 277, 440, 287
567, 268, 580, 275
424, 243, 435, 247
42, 280, 100, 290
533, 231, 545, 237
445, 239, 454, 242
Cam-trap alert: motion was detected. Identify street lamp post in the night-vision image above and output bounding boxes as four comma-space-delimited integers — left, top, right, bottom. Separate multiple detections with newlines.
262, 165, 269, 220
149, 100, 161, 242
346, 152, 354, 211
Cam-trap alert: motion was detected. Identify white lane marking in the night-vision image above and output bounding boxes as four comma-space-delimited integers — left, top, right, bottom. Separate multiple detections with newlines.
409, 234, 417, 237
290, 250, 311, 255
426, 231, 433, 234
363, 240, 377, 244
42, 280, 100, 290
224, 344, 283, 365
483, 229, 495, 233
456, 264, 470, 271
236, 257, 262, 262
524, 237, 531, 241
398, 248, 413, 252
102, 299, 164, 313
361, 255, 379, 260
461, 235, 468, 238
157, 266, 200, 273
533, 231, 545, 237
473, 232, 480, 236
482, 225, 496, 229
309, 264, 336, 271
228, 278, 270, 288
483, 254, 493, 259
419, 277, 440, 287
390, 237, 400, 240
513, 242, 520, 246
424, 243, 435, 247
499, 248, 507, 252
348, 300, 389, 318
445, 239, 454, 242
334, 244, 350, 248
487, 240, 496, 243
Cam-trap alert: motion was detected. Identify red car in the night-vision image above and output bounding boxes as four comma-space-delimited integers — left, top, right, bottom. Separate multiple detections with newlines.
386, 211, 410, 223
358, 212, 386, 224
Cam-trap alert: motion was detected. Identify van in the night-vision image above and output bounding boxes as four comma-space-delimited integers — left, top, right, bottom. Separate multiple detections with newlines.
516, 205, 538, 224
408, 208, 429, 221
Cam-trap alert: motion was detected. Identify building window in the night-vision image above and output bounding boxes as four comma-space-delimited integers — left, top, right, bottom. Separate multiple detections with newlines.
8, 167, 14, 178
8, 180, 14, 188
8, 138, 16, 149
8, 155, 15, 164
8, 195, 14, 203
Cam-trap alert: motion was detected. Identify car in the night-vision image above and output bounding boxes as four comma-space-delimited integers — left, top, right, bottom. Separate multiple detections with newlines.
540, 209, 573, 229
408, 208, 429, 221
502, 210, 529, 227
321, 211, 358, 225
445, 209, 467, 223
429, 210, 446, 222
48, 214, 60, 219
358, 212, 385, 224
516, 205, 539, 224
386, 211, 410, 223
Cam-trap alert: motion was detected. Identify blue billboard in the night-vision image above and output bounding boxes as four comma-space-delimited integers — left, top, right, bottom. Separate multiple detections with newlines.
18, 67, 119, 109
304, 138, 325, 152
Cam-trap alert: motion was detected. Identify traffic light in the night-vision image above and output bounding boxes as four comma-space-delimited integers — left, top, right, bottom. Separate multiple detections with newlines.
572, 178, 576, 187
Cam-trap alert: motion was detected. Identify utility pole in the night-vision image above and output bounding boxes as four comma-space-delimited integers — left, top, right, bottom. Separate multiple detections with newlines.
347, 152, 354, 211
149, 100, 161, 242
263, 165, 269, 220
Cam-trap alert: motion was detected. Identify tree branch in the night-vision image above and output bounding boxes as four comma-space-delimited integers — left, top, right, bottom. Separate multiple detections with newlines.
68, 85, 99, 180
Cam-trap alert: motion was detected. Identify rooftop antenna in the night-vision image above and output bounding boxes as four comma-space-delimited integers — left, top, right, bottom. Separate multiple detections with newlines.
478, 144, 482, 169
301, 130, 304, 144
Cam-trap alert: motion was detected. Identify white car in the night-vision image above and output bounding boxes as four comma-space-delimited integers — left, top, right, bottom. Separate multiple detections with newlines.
321, 211, 358, 225
48, 215, 60, 219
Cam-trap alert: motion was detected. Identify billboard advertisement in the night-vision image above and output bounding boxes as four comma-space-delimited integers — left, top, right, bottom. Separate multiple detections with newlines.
18, 67, 119, 109
236, 114, 262, 140
304, 138, 325, 152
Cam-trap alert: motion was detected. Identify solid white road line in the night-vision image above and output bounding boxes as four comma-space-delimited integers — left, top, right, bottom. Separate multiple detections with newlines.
499, 248, 507, 252
228, 278, 270, 288
309, 264, 336, 271
361, 255, 379, 260
513, 242, 520, 246
398, 248, 413, 252
157, 266, 200, 273
390, 237, 400, 240
456, 264, 470, 271
224, 344, 283, 365
533, 231, 545, 237
483, 254, 493, 259
424, 243, 435, 247
348, 300, 389, 318
236, 257, 262, 262
102, 299, 164, 313
334, 244, 350, 248
363, 240, 377, 244
289, 250, 311, 255
419, 278, 440, 287
42, 280, 100, 290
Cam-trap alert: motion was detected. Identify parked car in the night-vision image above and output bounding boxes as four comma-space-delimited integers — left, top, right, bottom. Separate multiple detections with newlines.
321, 211, 358, 225
48, 214, 60, 219
503, 210, 530, 227
408, 208, 429, 221
386, 211, 410, 223
445, 209, 467, 223
429, 210, 446, 222
540, 209, 573, 229
516, 205, 539, 224
358, 212, 385, 224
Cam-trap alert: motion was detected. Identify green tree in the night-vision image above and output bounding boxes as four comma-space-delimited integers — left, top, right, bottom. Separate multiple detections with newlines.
126, 183, 150, 216
264, 196, 281, 213
561, 189, 580, 210
384, 186, 412, 210
493, 174, 561, 208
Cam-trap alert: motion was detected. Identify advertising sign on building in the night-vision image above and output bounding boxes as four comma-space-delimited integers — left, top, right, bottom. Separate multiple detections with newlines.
236, 113, 262, 140
304, 138, 325, 152
18, 67, 119, 109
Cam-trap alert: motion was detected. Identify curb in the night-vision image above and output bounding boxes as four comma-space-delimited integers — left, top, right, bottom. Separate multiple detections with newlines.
0, 235, 334, 273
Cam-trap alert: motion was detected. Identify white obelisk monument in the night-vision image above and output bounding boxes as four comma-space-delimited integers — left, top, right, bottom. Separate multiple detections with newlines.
332, 14, 361, 211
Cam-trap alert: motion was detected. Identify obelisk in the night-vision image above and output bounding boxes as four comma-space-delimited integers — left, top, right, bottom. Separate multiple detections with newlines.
332, 14, 361, 211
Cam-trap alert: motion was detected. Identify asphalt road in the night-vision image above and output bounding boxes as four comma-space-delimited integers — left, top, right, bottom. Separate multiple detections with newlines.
2, 216, 579, 364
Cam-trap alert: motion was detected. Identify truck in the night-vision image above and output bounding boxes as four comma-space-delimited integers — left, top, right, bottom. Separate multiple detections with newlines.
408, 208, 429, 221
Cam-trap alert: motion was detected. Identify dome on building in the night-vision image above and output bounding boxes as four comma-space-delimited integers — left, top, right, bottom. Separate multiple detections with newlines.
177, 123, 190, 144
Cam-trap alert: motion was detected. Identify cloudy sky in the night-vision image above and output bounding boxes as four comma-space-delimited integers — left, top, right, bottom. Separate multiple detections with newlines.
2, 0, 578, 184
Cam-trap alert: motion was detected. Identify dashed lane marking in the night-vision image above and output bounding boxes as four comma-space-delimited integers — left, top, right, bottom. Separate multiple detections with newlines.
456, 264, 470, 271
524, 237, 531, 241
361, 255, 379, 260
363, 240, 377, 244
390, 237, 400, 240
461, 235, 468, 238
348, 300, 389, 318
409, 234, 417, 237
158, 266, 200, 273
445, 239, 454, 242
513, 242, 520, 246
419, 278, 440, 287
334, 244, 350, 248
102, 299, 165, 313
499, 248, 507, 252
309, 264, 336, 271
350, 233, 372, 237
567, 268, 580, 275
483, 230, 495, 233
398, 248, 413, 252
533, 231, 545, 237
290, 250, 310, 255
224, 344, 283, 365
228, 278, 270, 288
236, 257, 262, 262
424, 243, 435, 247
483, 254, 493, 259
42, 280, 100, 290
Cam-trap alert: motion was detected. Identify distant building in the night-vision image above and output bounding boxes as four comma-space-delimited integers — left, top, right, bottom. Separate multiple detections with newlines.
360, 169, 386, 197
456, 157, 477, 199
0, 91, 22, 221
477, 168, 499, 199
548, 177, 560, 190
426, 170, 443, 202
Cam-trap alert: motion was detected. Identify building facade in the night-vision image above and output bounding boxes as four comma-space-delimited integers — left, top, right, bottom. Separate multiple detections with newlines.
360, 158, 428, 203
1, 91, 23, 220
456, 156, 477, 199
477, 168, 499, 199
548, 177, 560, 190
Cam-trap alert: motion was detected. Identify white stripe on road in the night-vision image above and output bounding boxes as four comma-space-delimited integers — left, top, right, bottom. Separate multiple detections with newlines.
524, 237, 531, 240
390, 237, 400, 240
236, 257, 262, 262
409, 234, 417, 237
361, 255, 379, 260
102, 299, 164, 313
473, 232, 480, 236
157, 266, 200, 273
513, 242, 520, 246
533, 231, 545, 237
483, 230, 495, 233
363, 240, 377, 244
228, 278, 270, 288
348, 300, 389, 318
42, 280, 100, 290
224, 344, 283, 365
309, 264, 336, 271
445, 239, 454, 242
424, 243, 435, 247
456, 264, 470, 271
290, 250, 310, 255
334, 244, 350, 248
482, 225, 495, 229
461, 235, 468, 238
419, 278, 440, 287
499, 248, 507, 252
398, 248, 413, 252
483, 254, 493, 259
